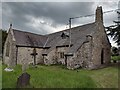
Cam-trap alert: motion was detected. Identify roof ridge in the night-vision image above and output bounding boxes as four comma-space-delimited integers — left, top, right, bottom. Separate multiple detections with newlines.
12, 22, 95, 37
12, 29, 47, 37
46, 22, 95, 36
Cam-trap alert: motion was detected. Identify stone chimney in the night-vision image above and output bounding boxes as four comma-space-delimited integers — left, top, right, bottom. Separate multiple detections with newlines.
95, 6, 103, 23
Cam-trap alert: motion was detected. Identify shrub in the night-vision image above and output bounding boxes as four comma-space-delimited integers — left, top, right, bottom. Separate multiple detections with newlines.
111, 56, 120, 61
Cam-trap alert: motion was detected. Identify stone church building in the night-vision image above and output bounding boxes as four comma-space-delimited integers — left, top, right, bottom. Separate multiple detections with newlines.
3, 6, 111, 70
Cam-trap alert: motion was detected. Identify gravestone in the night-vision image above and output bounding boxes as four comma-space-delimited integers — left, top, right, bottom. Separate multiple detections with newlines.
17, 61, 30, 88
16, 72, 30, 88
22, 62, 28, 73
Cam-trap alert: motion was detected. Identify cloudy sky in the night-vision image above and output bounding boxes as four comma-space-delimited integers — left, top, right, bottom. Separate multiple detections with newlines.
1, 0, 120, 46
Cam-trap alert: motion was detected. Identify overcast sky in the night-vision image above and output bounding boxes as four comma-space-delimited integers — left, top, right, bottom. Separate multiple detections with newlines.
1, 1, 120, 46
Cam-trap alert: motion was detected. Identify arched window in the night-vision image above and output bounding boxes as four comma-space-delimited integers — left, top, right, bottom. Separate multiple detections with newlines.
6, 42, 10, 57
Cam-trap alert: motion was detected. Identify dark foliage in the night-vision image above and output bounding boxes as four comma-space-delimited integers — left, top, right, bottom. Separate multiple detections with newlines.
111, 46, 119, 56
107, 25, 120, 45
0, 29, 8, 54
106, 11, 120, 46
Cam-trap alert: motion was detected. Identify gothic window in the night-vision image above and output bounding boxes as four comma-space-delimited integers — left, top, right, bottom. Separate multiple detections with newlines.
6, 42, 10, 57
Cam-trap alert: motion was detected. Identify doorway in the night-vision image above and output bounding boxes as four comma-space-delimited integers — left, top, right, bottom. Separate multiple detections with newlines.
101, 48, 104, 64
65, 56, 67, 66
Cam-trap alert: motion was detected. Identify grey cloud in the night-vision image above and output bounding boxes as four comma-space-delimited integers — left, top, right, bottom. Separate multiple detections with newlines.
2, 2, 118, 35
3, 2, 94, 24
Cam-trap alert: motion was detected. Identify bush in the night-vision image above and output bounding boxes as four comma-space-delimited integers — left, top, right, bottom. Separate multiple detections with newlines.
111, 56, 120, 61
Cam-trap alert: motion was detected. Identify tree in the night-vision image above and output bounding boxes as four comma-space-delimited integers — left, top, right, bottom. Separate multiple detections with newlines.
107, 25, 120, 45
111, 46, 119, 56
0, 29, 8, 54
106, 11, 120, 46
0, 30, 2, 55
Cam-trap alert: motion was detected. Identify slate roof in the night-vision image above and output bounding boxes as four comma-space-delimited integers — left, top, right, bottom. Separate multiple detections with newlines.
13, 29, 48, 47
44, 22, 97, 53
12, 22, 101, 53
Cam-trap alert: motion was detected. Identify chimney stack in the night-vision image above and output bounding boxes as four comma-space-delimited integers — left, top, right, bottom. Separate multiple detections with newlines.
95, 6, 103, 23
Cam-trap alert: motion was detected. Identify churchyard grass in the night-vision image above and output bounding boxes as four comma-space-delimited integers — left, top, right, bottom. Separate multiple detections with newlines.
0, 57, 2, 89
2, 64, 118, 88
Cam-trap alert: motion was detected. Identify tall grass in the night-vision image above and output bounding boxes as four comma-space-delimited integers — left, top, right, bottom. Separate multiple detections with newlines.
2, 64, 22, 88
0, 57, 2, 89
27, 65, 96, 88
2, 64, 118, 88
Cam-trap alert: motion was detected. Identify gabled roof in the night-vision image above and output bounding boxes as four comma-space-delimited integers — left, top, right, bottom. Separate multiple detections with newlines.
44, 22, 97, 53
13, 29, 48, 47
11, 22, 107, 54
46, 22, 96, 46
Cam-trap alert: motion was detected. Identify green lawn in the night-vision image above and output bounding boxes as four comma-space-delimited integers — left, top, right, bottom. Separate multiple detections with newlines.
2, 64, 118, 88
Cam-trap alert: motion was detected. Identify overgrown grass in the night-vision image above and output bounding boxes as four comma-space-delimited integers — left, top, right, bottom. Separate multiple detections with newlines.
2, 64, 22, 88
2, 64, 118, 88
27, 65, 96, 88
0, 57, 2, 89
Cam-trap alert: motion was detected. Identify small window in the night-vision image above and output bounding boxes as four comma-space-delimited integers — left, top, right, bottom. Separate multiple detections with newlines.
58, 52, 64, 59
6, 42, 10, 57
61, 32, 69, 39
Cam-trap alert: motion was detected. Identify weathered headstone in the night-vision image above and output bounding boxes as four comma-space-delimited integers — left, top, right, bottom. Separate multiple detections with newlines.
22, 62, 28, 73
17, 56, 30, 88
16, 72, 30, 88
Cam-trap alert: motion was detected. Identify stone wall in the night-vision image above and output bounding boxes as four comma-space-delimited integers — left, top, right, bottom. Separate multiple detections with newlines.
67, 36, 93, 69
67, 23, 111, 70
44, 47, 68, 65
3, 29, 17, 67
17, 47, 43, 65
91, 22, 111, 69
56, 47, 68, 64
101, 24, 111, 64
43, 49, 56, 65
